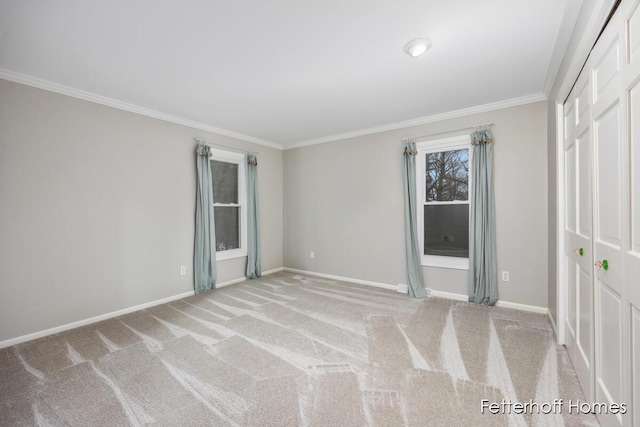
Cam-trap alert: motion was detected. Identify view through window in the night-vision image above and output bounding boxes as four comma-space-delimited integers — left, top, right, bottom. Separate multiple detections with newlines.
423, 148, 469, 258
210, 151, 246, 258
416, 135, 471, 269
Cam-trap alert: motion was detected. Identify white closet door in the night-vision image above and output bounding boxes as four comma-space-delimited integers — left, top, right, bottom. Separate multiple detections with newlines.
563, 71, 594, 402
591, 10, 627, 427
624, 1, 640, 426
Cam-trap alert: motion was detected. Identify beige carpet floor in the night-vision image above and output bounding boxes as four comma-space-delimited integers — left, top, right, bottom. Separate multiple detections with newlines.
0, 271, 598, 426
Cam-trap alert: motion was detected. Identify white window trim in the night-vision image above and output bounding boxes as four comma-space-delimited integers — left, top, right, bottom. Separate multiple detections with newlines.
416, 135, 472, 270
210, 149, 247, 261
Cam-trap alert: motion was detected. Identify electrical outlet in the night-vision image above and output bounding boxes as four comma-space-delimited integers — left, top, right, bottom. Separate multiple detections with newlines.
501, 271, 510, 282
310, 251, 315, 259
180, 266, 186, 276
397, 284, 408, 294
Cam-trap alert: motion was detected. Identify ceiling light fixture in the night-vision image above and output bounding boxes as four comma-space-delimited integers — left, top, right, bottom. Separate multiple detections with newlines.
403, 38, 433, 58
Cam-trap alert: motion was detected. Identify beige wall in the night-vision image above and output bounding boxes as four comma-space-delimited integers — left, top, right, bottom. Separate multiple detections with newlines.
284, 101, 549, 308
0, 79, 283, 342
0, 77, 549, 343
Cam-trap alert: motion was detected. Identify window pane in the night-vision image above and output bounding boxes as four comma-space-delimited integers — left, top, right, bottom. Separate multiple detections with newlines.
211, 160, 238, 204
425, 149, 468, 201
423, 204, 469, 258
214, 207, 240, 251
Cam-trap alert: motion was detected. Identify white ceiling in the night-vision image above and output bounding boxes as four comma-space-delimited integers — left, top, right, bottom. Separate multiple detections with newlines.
0, 0, 570, 149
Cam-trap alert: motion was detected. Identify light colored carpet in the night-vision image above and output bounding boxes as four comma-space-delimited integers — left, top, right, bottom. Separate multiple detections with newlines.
0, 272, 598, 426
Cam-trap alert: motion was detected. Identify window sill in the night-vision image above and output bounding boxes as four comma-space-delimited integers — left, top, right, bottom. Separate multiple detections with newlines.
421, 255, 469, 270
216, 249, 247, 261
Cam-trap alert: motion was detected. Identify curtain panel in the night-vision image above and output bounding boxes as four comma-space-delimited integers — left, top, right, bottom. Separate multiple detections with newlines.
403, 141, 428, 298
468, 130, 497, 305
245, 154, 261, 279
194, 144, 217, 294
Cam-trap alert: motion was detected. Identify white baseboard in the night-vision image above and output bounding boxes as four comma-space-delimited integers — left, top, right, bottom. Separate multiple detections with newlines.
430, 289, 469, 302
0, 267, 286, 349
217, 267, 286, 288
431, 289, 547, 314
1, 267, 548, 347
495, 299, 548, 314
547, 309, 558, 337
217, 277, 247, 289
283, 268, 548, 314
283, 268, 397, 291
397, 284, 409, 294
0, 289, 195, 349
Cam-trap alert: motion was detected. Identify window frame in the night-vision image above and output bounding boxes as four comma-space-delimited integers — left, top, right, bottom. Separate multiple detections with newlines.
416, 135, 472, 270
210, 149, 247, 261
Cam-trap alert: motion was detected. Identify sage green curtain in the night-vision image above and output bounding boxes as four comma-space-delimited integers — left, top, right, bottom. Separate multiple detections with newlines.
194, 144, 217, 294
403, 141, 428, 298
245, 154, 261, 279
468, 130, 497, 305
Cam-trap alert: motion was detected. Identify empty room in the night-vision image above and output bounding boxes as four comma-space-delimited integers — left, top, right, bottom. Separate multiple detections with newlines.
1, 0, 639, 426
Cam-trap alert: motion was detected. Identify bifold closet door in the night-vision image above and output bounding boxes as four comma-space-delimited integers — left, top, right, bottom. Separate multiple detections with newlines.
591, 8, 628, 427
623, 1, 640, 426
562, 3, 638, 424
563, 70, 594, 402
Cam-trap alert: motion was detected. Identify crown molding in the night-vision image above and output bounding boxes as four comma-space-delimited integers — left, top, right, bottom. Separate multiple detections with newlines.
287, 92, 547, 149
554, 0, 615, 103
1, 68, 548, 152
0, 68, 283, 150
542, 0, 585, 97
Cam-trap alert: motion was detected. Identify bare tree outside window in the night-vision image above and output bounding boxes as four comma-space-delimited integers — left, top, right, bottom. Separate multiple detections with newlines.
423, 148, 469, 258
211, 160, 241, 252
425, 149, 468, 201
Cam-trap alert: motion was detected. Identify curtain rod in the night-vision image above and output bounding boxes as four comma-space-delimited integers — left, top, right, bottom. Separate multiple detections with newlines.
194, 138, 259, 155
403, 122, 494, 142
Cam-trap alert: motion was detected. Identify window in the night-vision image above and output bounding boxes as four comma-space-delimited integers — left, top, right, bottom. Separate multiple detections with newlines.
416, 135, 471, 269
210, 150, 247, 261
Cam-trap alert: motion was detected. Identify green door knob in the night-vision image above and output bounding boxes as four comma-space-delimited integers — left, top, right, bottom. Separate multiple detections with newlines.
602, 259, 609, 271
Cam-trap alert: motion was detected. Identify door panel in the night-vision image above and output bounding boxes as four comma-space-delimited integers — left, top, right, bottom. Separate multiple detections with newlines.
597, 282, 623, 407
565, 97, 576, 138
626, 3, 640, 425
564, 73, 593, 401
575, 127, 593, 277
578, 265, 592, 371
594, 39, 621, 104
566, 143, 577, 233
628, 0, 640, 65
630, 80, 640, 256
592, 11, 626, 426
568, 257, 577, 336
576, 77, 590, 130
632, 307, 640, 427
578, 133, 591, 239
594, 104, 622, 249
